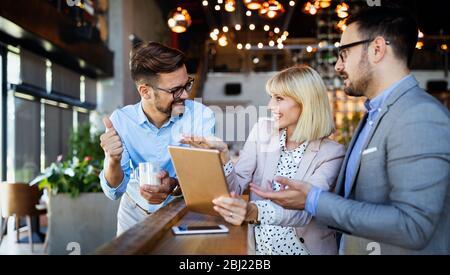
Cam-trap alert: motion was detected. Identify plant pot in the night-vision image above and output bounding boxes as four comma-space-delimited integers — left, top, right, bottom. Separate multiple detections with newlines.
47, 193, 120, 255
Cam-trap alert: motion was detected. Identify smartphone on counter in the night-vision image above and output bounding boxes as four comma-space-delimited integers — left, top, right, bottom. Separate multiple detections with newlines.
171, 224, 229, 235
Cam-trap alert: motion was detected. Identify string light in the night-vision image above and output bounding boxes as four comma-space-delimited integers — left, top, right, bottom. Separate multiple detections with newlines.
258, 43, 264, 48
269, 40, 275, 47
218, 34, 228, 47
289, 1, 295, 7
249, 24, 256, 30
274, 27, 280, 34
202, 1, 208, 7
222, 26, 229, 32
215, 5, 221, 11
246, 10, 252, 16
277, 43, 284, 49
441, 44, 448, 51
245, 43, 252, 50
235, 24, 241, 31
237, 43, 243, 50
307, 46, 313, 53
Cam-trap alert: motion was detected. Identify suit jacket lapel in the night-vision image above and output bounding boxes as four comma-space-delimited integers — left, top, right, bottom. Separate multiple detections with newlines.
294, 140, 320, 181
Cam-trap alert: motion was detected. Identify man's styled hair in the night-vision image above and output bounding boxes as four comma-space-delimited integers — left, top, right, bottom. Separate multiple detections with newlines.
347, 6, 418, 68
130, 42, 186, 84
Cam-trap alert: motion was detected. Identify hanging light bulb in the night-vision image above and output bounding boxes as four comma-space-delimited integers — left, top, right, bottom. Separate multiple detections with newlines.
269, 40, 275, 47
223, 26, 229, 33
416, 41, 424, 50
258, 43, 264, 49
218, 34, 228, 47
319, 0, 331, 9
418, 30, 424, 39
244, 0, 264, 10
336, 3, 350, 19
289, 1, 295, 7
246, 10, 252, 16
235, 24, 242, 31
259, 0, 285, 19
167, 7, 192, 33
274, 27, 280, 34
245, 43, 252, 50
264, 25, 270, 31
277, 43, 284, 49
237, 43, 243, 50
202, 1, 209, 6
249, 24, 256, 31
224, 0, 236, 12
303, 2, 318, 15
441, 44, 448, 51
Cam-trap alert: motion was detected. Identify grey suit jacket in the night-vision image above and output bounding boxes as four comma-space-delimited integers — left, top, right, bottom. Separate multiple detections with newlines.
316, 76, 450, 255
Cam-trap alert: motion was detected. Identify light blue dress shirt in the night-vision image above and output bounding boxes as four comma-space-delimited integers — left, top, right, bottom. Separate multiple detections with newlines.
99, 100, 215, 213
305, 74, 414, 216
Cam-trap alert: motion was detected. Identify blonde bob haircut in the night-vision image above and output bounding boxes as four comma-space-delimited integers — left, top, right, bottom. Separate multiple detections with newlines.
266, 65, 335, 143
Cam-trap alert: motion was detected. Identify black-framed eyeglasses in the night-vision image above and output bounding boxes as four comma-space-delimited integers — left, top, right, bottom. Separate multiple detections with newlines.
337, 38, 391, 63
147, 77, 195, 100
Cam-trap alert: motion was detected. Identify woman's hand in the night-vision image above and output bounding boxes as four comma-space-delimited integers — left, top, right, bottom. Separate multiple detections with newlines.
180, 135, 230, 164
212, 193, 257, 226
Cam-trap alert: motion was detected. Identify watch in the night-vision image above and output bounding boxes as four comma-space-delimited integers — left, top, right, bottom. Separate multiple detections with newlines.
171, 184, 182, 196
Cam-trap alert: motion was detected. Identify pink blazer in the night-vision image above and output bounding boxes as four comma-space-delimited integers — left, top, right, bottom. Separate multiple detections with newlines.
226, 119, 345, 255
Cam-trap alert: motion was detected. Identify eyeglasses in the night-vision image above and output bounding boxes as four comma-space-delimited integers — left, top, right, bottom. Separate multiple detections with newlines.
147, 77, 195, 100
337, 38, 391, 63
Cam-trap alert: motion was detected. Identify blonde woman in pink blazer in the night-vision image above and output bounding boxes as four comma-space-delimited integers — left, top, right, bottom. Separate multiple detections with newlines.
182, 65, 345, 255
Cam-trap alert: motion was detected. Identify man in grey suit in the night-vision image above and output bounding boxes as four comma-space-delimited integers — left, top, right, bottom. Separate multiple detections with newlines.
252, 6, 450, 255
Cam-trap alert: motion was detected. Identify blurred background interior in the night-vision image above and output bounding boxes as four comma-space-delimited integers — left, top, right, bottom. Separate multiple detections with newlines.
0, 0, 449, 255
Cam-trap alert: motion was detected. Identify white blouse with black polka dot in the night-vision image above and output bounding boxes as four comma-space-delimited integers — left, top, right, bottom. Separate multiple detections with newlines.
223, 129, 310, 255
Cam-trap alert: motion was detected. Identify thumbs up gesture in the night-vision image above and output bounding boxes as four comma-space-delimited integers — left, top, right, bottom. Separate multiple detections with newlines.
100, 117, 123, 163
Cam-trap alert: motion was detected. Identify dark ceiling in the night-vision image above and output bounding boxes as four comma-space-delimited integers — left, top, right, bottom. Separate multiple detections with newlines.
157, 0, 450, 40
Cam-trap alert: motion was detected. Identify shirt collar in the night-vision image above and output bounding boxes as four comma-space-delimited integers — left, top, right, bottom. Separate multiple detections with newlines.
364, 74, 413, 113
136, 101, 183, 127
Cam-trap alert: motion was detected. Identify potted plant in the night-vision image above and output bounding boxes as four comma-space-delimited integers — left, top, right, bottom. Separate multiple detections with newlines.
31, 123, 120, 255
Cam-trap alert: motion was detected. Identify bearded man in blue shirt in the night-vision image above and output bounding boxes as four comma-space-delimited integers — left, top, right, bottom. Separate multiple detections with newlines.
99, 42, 215, 235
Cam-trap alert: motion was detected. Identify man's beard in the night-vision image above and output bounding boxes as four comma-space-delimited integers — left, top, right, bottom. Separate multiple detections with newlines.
154, 91, 185, 117
342, 52, 373, 97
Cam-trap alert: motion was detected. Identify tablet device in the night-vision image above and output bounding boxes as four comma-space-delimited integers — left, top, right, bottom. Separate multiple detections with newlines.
171, 224, 229, 235
168, 146, 230, 216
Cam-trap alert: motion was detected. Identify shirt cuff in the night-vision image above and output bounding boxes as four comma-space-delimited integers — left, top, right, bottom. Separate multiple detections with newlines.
305, 186, 323, 217
253, 200, 277, 226
223, 160, 234, 177
99, 170, 129, 201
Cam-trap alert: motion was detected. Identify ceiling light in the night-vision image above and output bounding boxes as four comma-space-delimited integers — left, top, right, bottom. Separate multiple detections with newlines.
259, 0, 285, 19
245, 0, 264, 10
224, 0, 236, 12
167, 7, 192, 33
